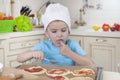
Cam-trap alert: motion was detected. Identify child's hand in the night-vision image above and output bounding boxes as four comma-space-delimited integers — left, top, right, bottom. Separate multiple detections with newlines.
32, 51, 44, 60
59, 41, 71, 56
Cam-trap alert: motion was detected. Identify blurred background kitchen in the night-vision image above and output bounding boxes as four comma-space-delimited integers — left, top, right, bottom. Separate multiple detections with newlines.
0, 0, 120, 28
0, 0, 120, 72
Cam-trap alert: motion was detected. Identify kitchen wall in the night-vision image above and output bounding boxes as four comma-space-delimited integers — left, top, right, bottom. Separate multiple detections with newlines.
85, 0, 120, 27
0, 0, 4, 12
52, 0, 120, 27
0, 0, 120, 28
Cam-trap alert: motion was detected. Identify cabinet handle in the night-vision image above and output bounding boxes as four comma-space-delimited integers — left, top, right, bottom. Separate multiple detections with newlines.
96, 39, 107, 42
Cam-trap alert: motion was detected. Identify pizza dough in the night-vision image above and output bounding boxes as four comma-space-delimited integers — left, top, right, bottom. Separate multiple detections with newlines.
46, 69, 70, 77
48, 76, 69, 80
71, 68, 95, 76
70, 77, 93, 80
23, 66, 46, 75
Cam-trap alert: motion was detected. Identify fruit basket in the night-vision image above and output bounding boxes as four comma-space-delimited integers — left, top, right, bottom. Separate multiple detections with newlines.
0, 20, 14, 33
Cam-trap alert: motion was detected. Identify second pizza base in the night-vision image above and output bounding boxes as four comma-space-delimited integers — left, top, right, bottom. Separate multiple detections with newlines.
46, 69, 70, 77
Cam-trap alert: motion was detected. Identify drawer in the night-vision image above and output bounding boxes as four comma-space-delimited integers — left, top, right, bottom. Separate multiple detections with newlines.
7, 55, 22, 67
9, 39, 40, 50
8, 48, 29, 56
7, 55, 34, 67
0, 49, 4, 64
9, 35, 44, 50
85, 37, 118, 45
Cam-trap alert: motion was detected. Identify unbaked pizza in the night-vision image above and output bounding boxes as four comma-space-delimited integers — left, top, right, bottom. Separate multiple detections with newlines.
46, 69, 70, 77
48, 76, 69, 80
71, 68, 95, 76
23, 66, 46, 75
70, 77, 93, 80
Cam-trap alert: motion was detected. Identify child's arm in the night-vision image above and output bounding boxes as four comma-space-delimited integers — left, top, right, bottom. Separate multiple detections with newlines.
59, 41, 94, 66
17, 50, 44, 63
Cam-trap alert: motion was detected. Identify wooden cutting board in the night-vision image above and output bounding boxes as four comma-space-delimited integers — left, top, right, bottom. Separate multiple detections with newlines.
1, 67, 42, 80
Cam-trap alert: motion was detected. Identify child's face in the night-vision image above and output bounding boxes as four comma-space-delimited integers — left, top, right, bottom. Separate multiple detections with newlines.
45, 20, 70, 47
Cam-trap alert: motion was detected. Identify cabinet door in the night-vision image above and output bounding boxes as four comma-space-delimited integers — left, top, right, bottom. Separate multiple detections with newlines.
5, 35, 45, 67
69, 35, 83, 48
0, 48, 4, 64
0, 40, 6, 66
7, 55, 22, 67
116, 39, 120, 72
84, 37, 117, 71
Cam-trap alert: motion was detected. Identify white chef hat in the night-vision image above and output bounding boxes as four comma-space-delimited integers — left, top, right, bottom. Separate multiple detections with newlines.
41, 3, 71, 32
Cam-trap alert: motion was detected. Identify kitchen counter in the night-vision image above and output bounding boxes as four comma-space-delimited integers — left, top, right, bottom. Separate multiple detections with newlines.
0, 27, 120, 39
103, 71, 120, 80
1, 67, 120, 80
71, 28, 120, 38
15, 63, 120, 80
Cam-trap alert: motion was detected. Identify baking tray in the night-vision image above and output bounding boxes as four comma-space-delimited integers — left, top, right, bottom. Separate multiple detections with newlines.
18, 63, 103, 80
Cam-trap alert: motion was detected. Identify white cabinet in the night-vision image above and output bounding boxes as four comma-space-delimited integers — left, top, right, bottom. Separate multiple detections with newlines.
4, 34, 45, 67
116, 39, 120, 72
0, 39, 5, 65
0, 30, 119, 72
69, 35, 84, 48
0, 47, 4, 64
83, 37, 118, 71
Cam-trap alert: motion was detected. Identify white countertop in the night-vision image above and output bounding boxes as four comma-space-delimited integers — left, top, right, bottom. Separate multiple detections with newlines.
0, 27, 120, 39
71, 27, 120, 38
103, 71, 120, 80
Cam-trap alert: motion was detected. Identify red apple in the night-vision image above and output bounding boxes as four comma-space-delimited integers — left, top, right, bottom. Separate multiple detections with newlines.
114, 23, 117, 26
8, 16, 14, 20
3, 16, 8, 20
117, 26, 120, 31
114, 24, 120, 31
102, 23, 110, 31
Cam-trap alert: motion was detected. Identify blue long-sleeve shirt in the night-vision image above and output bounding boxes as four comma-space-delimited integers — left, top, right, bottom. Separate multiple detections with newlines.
31, 39, 86, 66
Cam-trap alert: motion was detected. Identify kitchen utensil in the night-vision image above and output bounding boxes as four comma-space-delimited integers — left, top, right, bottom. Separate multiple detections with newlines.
44, 58, 57, 64
25, 10, 32, 16
20, 6, 31, 16
20, 6, 26, 15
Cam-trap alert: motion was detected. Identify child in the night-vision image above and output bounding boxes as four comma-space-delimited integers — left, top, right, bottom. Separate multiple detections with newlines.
17, 3, 94, 66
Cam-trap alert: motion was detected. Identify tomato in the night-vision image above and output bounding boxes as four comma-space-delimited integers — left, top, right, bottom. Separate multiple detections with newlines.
3, 16, 8, 20
102, 23, 110, 31
8, 16, 14, 20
